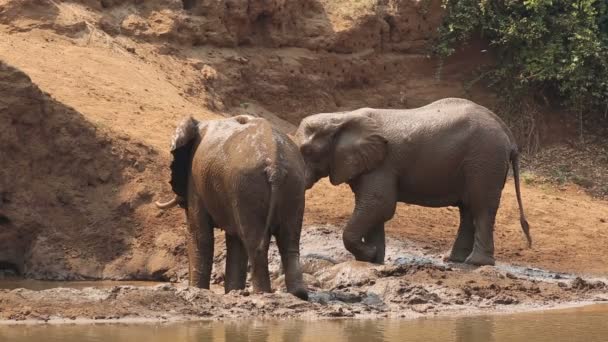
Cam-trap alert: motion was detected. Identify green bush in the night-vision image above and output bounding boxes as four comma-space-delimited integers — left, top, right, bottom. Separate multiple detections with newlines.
434, 0, 608, 120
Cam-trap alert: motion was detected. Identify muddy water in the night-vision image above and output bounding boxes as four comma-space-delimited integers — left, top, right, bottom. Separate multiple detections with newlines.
1, 305, 607, 342
0, 279, 163, 291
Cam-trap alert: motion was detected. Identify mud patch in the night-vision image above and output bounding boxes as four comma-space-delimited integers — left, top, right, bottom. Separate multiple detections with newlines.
2, 225, 607, 323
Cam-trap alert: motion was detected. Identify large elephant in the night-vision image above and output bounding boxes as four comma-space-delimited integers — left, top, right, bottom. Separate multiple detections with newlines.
295, 98, 531, 266
156, 115, 308, 300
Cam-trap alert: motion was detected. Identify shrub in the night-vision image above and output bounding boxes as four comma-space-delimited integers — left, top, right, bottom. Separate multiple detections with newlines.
434, 0, 608, 123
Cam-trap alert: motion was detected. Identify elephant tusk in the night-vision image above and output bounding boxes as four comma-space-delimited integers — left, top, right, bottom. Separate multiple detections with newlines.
155, 197, 179, 209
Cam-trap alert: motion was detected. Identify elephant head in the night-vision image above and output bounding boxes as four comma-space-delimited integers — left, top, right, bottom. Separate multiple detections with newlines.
295, 112, 388, 189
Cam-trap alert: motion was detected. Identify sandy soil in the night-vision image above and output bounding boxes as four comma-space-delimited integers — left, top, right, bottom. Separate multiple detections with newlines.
0, 0, 607, 324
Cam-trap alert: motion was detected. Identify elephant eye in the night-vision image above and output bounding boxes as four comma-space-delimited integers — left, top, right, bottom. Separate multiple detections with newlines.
300, 144, 313, 156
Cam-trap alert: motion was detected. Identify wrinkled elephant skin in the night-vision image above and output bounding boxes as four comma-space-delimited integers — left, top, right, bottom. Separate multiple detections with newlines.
158, 115, 308, 300
295, 98, 531, 266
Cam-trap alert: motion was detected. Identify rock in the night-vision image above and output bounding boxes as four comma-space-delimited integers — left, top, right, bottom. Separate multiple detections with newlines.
570, 277, 606, 291
308, 291, 332, 305
300, 256, 335, 275
474, 266, 506, 279
330, 291, 362, 303
316, 261, 377, 289
99, 16, 121, 36
361, 292, 384, 306
493, 295, 519, 305
153, 283, 175, 291
408, 296, 429, 305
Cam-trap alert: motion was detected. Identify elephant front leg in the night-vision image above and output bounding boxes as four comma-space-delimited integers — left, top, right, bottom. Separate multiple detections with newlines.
448, 205, 475, 263
186, 206, 214, 288
364, 224, 386, 264
225, 233, 247, 293
343, 173, 397, 264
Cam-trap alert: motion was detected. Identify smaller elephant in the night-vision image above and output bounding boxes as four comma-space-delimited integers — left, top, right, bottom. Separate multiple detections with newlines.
156, 115, 308, 300
295, 98, 531, 266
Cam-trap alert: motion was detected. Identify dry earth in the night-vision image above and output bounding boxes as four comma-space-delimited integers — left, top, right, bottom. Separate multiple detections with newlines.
0, 0, 607, 323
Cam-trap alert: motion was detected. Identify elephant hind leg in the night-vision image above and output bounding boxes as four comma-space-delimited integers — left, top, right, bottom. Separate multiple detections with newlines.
246, 239, 272, 294
462, 156, 507, 266
224, 233, 247, 293
465, 201, 500, 266
274, 199, 308, 300
276, 229, 308, 300
448, 205, 475, 263
237, 218, 272, 293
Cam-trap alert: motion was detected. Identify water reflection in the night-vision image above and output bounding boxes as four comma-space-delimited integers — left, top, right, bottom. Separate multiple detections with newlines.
0, 305, 607, 342
455, 316, 495, 342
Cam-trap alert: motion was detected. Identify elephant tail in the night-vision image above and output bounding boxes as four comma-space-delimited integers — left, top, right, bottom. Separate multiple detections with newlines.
166, 116, 200, 209
511, 150, 532, 248
256, 159, 285, 254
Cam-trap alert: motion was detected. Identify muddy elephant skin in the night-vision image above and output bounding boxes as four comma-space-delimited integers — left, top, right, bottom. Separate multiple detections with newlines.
295, 98, 531, 266
157, 115, 308, 300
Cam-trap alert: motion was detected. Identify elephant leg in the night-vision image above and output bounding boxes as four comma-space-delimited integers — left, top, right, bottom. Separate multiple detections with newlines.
364, 223, 386, 265
247, 240, 271, 294
465, 204, 499, 266
448, 205, 475, 263
238, 218, 272, 293
276, 209, 308, 300
186, 201, 214, 288
224, 233, 247, 293
343, 172, 397, 264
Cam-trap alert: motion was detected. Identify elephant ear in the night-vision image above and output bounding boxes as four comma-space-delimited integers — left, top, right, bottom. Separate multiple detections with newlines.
169, 116, 201, 208
329, 115, 388, 185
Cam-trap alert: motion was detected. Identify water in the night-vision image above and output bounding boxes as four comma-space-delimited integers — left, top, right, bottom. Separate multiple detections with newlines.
1, 304, 607, 342
0, 279, 163, 291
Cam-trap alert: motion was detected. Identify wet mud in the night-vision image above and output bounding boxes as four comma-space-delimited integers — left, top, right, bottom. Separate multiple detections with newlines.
1, 226, 606, 324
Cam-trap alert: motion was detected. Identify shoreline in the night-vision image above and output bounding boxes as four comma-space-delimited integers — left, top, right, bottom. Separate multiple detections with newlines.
0, 300, 606, 326
1, 226, 606, 326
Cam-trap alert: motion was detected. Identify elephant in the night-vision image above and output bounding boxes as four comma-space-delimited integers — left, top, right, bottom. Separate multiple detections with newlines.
155, 115, 308, 300
294, 98, 531, 266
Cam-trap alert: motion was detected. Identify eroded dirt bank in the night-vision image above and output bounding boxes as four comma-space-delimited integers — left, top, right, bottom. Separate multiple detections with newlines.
2, 226, 607, 323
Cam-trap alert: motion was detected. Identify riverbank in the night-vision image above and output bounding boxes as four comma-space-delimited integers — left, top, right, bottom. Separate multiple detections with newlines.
3, 304, 608, 342
2, 226, 606, 324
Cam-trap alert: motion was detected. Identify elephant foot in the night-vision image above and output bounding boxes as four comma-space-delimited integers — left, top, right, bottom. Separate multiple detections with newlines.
371, 257, 384, 265
464, 251, 495, 266
289, 287, 309, 301
447, 248, 473, 263
352, 245, 378, 264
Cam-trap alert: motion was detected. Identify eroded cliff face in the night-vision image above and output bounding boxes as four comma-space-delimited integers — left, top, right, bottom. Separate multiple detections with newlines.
68, 0, 444, 53
1, 0, 490, 127
0, 62, 187, 281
